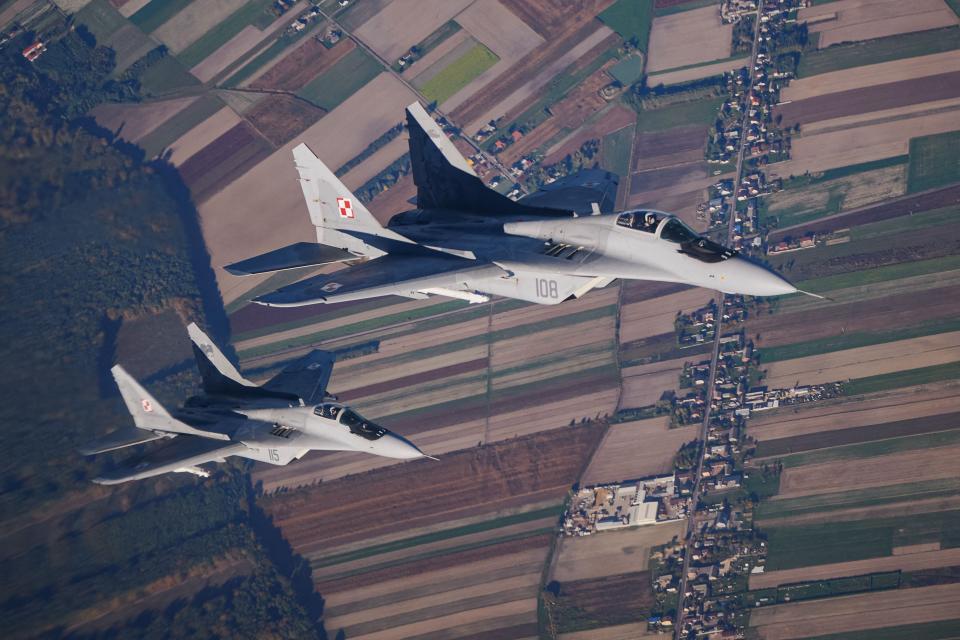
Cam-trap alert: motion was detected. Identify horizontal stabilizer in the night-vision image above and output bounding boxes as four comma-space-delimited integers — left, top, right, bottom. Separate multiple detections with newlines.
224, 242, 357, 276
518, 169, 619, 215
79, 427, 166, 456
263, 350, 336, 404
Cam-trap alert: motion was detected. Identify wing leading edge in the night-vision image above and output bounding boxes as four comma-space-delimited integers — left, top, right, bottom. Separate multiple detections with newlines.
92, 438, 247, 485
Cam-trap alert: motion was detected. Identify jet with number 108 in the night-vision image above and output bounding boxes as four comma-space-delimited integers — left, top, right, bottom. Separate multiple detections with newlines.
227, 103, 797, 307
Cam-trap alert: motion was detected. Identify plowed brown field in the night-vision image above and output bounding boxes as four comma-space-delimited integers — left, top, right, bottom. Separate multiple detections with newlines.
262, 424, 605, 554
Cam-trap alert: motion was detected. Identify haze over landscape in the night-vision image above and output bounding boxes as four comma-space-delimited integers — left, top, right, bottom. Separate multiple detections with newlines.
2, 0, 960, 638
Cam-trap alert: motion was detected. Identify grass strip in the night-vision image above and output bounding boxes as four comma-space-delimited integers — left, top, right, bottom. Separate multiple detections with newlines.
844, 361, 960, 397
795, 255, 960, 293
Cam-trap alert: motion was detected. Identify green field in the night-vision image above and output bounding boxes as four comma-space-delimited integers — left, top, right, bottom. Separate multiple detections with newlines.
609, 54, 645, 86
129, 0, 193, 33
297, 47, 383, 110
756, 478, 960, 522
907, 129, 960, 193
222, 37, 291, 88
653, 0, 717, 16
420, 43, 498, 104
635, 97, 724, 132
599, 0, 654, 51
758, 317, 960, 363
764, 161, 908, 228
75, 0, 126, 41
797, 27, 960, 77
137, 55, 201, 96
177, 0, 273, 69
779, 156, 908, 191
796, 255, 960, 293
137, 93, 225, 158
849, 203, 960, 241
777, 430, 960, 469
844, 361, 960, 397
803, 619, 960, 640
763, 509, 960, 571
599, 125, 635, 179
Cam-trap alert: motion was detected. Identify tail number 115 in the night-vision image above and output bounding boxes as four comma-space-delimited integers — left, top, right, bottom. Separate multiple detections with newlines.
535, 278, 559, 299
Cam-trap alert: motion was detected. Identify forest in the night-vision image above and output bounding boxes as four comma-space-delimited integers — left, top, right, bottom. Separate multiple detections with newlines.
0, 17, 320, 639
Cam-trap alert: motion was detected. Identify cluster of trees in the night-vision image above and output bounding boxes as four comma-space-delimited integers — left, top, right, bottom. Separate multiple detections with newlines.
334, 122, 404, 178
629, 74, 727, 111
355, 152, 411, 203
0, 19, 322, 640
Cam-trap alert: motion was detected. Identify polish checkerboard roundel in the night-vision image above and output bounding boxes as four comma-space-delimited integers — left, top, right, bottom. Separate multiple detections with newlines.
141, 398, 153, 412
337, 197, 354, 219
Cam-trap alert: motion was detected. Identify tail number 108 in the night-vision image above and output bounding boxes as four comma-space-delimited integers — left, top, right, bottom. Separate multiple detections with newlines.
535, 278, 559, 299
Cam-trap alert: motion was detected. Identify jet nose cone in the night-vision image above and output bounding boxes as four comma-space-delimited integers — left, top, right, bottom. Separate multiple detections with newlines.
380, 433, 426, 460
722, 258, 796, 297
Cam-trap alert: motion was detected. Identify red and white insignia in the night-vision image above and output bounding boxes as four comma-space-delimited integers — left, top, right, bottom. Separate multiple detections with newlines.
141, 398, 153, 412
337, 197, 354, 219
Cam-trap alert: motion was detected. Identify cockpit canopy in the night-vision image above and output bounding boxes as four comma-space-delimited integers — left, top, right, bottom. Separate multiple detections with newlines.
615, 210, 737, 263
616, 209, 663, 233
314, 403, 389, 440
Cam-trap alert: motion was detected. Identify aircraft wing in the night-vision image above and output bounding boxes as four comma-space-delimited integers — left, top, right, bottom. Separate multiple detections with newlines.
79, 427, 166, 455
262, 350, 335, 404
92, 438, 247, 485
253, 250, 502, 307
517, 169, 619, 215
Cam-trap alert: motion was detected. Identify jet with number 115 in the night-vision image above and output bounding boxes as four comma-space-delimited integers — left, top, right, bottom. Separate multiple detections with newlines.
227, 103, 797, 307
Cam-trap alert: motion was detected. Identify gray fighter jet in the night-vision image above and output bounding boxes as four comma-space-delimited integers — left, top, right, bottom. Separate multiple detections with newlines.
228, 103, 796, 307
81, 324, 426, 484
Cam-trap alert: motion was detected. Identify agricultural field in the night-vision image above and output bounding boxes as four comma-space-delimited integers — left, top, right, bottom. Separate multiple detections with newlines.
597, 0, 653, 51
750, 584, 960, 640
581, 417, 695, 485
646, 4, 732, 73
761, 331, 960, 389
908, 129, 960, 192
296, 47, 383, 110
797, 26, 960, 77
763, 163, 907, 228
552, 520, 685, 582
799, 0, 959, 49
419, 43, 499, 104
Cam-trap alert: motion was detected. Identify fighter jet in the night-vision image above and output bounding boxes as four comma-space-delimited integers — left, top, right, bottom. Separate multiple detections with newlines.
227, 103, 796, 307
81, 323, 426, 484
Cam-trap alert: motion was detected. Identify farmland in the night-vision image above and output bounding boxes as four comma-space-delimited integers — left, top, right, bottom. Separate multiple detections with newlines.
296, 47, 383, 110
908, 129, 960, 192
799, 0, 959, 49
419, 43, 499, 104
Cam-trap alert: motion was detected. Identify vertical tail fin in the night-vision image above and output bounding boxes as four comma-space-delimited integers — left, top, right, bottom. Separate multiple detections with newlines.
405, 103, 562, 217
293, 143, 408, 254
112, 365, 229, 439
187, 323, 257, 395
